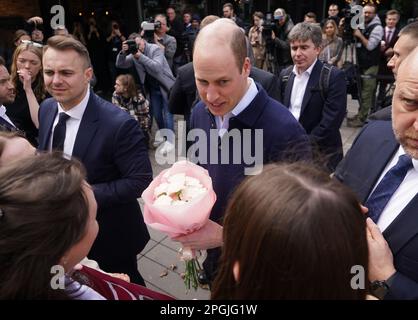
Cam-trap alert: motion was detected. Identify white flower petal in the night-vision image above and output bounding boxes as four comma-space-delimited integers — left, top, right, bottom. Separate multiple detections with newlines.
154, 195, 173, 206
168, 173, 186, 185
154, 182, 169, 197
185, 176, 201, 187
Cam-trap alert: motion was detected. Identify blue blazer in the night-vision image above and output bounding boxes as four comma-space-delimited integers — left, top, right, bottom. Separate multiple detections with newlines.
279, 60, 347, 170
335, 120, 418, 299
38, 92, 153, 260
191, 84, 310, 223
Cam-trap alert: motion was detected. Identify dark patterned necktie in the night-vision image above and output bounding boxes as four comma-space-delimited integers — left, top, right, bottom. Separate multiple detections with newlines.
365, 154, 413, 223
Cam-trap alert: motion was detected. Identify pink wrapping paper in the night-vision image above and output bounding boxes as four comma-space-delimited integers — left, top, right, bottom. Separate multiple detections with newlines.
141, 160, 217, 237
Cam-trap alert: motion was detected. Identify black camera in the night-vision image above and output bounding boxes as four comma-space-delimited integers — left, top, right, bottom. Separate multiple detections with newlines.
125, 39, 139, 55
141, 20, 162, 43
262, 13, 275, 41
342, 8, 355, 43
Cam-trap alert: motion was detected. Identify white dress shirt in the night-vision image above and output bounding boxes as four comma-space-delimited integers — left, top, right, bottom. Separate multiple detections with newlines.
49, 87, 90, 156
370, 146, 418, 232
0, 105, 16, 127
215, 77, 258, 137
289, 59, 317, 121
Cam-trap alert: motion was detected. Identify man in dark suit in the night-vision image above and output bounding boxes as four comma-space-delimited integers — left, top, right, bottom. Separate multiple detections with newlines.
278, 22, 346, 171
335, 47, 418, 299
0, 56, 18, 132
38, 36, 152, 285
375, 9, 400, 112
173, 19, 311, 283
368, 21, 418, 122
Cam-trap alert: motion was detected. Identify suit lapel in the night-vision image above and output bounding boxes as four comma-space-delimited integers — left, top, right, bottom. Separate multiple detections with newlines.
72, 92, 99, 162
39, 102, 58, 150
0, 116, 15, 131
384, 195, 418, 255
300, 60, 322, 116
284, 72, 295, 108
360, 136, 399, 202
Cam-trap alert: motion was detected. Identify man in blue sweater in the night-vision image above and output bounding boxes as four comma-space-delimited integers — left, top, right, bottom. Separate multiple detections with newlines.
174, 19, 311, 283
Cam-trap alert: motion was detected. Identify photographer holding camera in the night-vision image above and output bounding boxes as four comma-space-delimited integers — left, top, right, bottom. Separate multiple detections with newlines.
116, 33, 175, 154
151, 15, 177, 70
347, 4, 383, 127
263, 8, 294, 75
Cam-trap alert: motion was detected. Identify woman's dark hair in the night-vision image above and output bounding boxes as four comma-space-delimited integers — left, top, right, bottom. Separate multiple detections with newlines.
0, 153, 89, 299
211, 163, 368, 300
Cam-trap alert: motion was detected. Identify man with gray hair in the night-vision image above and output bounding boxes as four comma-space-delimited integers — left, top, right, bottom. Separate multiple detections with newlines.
278, 22, 347, 171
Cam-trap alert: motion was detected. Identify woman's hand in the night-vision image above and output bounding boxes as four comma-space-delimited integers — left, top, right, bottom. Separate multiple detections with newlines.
17, 69, 32, 92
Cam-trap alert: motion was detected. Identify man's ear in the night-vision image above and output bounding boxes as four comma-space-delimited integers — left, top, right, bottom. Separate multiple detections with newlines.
233, 261, 240, 282
242, 57, 251, 77
84, 67, 93, 84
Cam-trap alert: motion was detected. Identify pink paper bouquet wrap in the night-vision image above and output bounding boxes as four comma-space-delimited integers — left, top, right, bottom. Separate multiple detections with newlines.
141, 160, 217, 238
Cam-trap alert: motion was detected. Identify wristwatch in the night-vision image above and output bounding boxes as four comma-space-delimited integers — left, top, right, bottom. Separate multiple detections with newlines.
370, 280, 390, 300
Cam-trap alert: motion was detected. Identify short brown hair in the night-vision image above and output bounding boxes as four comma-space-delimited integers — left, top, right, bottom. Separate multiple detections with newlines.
223, 2, 233, 10
0, 56, 5, 66
200, 15, 220, 29
44, 35, 91, 69
194, 19, 247, 72
399, 21, 418, 40
212, 163, 368, 299
386, 9, 400, 17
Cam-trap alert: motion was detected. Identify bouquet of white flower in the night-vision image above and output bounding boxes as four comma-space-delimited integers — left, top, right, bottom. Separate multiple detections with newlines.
142, 161, 216, 291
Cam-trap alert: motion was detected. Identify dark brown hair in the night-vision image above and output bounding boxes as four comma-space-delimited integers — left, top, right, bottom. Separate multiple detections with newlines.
386, 9, 400, 18
211, 163, 369, 300
0, 153, 89, 299
44, 35, 91, 69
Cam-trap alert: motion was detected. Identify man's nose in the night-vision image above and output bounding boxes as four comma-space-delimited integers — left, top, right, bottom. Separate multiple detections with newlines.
206, 85, 219, 102
52, 73, 62, 84
387, 55, 396, 69
7, 80, 14, 90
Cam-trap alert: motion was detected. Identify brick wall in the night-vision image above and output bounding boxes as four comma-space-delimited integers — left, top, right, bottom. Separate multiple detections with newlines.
0, 0, 41, 19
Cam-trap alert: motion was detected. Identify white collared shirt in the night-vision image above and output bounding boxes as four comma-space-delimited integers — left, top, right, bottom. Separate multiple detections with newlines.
215, 77, 258, 137
289, 59, 317, 121
371, 146, 418, 232
49, 87, 90, 156
0, 105, 16, 127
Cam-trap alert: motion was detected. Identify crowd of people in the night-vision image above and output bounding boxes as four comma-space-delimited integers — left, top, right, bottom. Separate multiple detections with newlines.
1, 2, 418, 300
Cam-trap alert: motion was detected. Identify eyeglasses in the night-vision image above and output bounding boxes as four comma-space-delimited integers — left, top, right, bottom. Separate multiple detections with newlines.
21, 40, 43, 48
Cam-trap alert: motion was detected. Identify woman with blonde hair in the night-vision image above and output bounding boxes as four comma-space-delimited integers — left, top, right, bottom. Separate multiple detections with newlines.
6, 41, 47, 145
319, 19, 343, 66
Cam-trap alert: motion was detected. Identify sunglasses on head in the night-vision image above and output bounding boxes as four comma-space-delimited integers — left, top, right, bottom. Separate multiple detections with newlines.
21, 40, 43, 48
